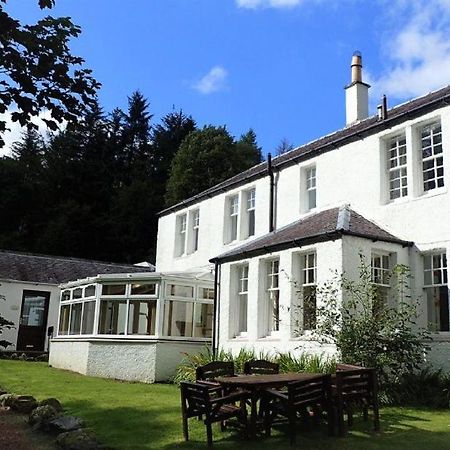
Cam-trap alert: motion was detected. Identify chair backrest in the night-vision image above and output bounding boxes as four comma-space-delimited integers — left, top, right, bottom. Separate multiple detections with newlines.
287, 374, 331, 408
335, 368, 376, 401
244, 359, 279, 375
180, 381, 211, 417
336, 363, 362, 371
196, 361, 235, 381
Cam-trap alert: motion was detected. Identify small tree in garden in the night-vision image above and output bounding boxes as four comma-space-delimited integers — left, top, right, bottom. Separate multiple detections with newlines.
306, 256, 430, 387
0, 294, 14, 349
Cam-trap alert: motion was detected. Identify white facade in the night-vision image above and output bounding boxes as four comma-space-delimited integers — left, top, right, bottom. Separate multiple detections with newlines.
156, 88, 450, 369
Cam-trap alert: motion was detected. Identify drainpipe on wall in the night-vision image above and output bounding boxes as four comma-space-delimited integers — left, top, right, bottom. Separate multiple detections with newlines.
212, 260, 221, 358
268, 153, 275, 233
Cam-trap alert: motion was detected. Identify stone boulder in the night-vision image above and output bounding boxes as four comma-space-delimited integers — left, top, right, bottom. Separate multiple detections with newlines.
39, 397, 64, 413
11, 395, 38, 413
0, 393, 17, 407
49, 415, 84, 433
29, 404, 61, 430
56, 429, 102, 450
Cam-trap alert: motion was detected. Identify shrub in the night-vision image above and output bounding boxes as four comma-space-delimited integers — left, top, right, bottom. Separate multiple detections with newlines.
173, 347, 335, 384
0, 294, 14, 350
312, 258, 430, 391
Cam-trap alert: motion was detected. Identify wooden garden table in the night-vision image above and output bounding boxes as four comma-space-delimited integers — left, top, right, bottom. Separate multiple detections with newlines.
216, 372, 325, 437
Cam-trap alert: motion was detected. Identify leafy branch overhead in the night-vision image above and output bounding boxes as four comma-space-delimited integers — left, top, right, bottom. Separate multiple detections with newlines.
0, 0, 100, 147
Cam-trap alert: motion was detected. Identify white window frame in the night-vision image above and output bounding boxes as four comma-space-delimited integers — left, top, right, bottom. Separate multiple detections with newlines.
225, 194, 240, 243
190, 209, 200, 253
301, 252, 317, 331
265, 259, 280, 335
387, 133, 408, 200
423, 252, 449, 333
246, 188, 256, 238
371, 252, 390, 287
234, 264, 249, 337
306, 166, 317, 210
420, 121, 444, 193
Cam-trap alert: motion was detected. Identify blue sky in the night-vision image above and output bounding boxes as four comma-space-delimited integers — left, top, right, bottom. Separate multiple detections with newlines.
3, 0, 450, 156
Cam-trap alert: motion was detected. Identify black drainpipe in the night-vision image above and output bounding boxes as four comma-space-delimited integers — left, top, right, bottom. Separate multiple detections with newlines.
212, 260, 221, 358
268, 153, 275, 232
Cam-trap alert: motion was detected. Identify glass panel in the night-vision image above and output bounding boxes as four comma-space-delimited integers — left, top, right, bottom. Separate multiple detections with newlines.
167, 284, 194, 298
59, 305, 70, 335
69, 303, 82, 335
73, 288, 82, 299
20, 294, 47, 326
200, 288, 215, 300
238, 294, 248, 334
163, 301, 194, 337
128, 300, 157, 335
193, 303, 213, 338
131, 283, 156, 296
81, 301, 95, 334
427, 287, 450, 332
248, 209, 255, 237
98, 300, 127, 334
61, 290, 71, 302
102, 284, 126, 296
308, 189, 316, 209
303, 285, 316, 330
84, 285, 96, 298
270, 290, 279, 332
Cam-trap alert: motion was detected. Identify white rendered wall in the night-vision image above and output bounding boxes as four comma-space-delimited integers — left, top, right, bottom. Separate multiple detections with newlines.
0, 279, 60, 351
49, 339, 206, 383
217, 240, 343, 358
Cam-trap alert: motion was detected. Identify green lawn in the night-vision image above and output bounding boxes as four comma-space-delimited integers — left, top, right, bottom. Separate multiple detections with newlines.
1, 360, 449, 449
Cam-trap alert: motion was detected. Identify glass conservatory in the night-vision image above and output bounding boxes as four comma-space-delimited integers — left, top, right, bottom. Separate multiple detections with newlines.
49, 271, 214, 383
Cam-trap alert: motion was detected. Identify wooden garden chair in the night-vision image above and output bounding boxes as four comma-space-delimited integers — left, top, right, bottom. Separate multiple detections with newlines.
244, 359, 280, 375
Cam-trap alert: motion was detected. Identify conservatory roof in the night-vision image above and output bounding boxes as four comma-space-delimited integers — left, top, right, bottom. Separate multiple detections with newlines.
210, 205, 413, 264
60, 268, 214, 289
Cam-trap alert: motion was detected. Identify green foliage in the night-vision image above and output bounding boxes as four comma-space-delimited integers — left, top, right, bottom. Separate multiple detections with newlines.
0, 0, 99, 146
313, 257, 430, 389
385, 367, 450, 409
0, 294, 14, 349
172, 347, 336, 384
165, 125, 263, 206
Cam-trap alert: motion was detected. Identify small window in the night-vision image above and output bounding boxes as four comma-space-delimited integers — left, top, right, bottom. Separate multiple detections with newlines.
306, 167, 316, 210
128, 300, 157, 335
101, 284, 126, 296
200, 287, 215, 300
130, 283, 156, 296
387, 134, 408, 200
98, 300, 127, 334
246, 189, 256, 237
167, 284, 194, 298
371, 253, 390, 286
421, 121, 444, 192
81, 301, 95, 334
266, 259, 280, 333
59, 305, 70, 335
176, 213, 188, 256
424, 253, 449, 332
84, 285, 96, 298
301, 252, 317, 330
236, 264, 249, 335
192, 209, 200, 252
73, 288, 82, 299
69, 303, 82, 335
229, 195, 239, 241
61, 290, 71, 302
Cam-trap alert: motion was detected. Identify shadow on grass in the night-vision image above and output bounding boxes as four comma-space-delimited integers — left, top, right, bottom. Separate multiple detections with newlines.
62, 400, 450, 450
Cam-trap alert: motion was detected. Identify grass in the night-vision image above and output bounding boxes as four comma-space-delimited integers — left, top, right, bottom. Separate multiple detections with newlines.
1, 360, 450, 449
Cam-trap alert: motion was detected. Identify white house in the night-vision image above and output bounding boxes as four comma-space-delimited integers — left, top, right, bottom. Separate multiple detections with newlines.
156, 53, 450, 369
0, 250, 154, 353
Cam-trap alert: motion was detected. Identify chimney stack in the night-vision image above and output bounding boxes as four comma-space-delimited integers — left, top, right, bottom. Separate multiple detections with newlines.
345, 51, 370, 125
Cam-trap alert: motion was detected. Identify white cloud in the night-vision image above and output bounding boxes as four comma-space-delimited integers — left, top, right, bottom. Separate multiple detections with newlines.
192, 66, 228, 94
0, 110, 57, 157
369, 0, 450, 102
236, 0, 303, 8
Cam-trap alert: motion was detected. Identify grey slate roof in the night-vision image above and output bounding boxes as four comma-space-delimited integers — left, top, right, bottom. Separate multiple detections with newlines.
0, 250, 154, 285
160, 84, 450, 217
210, 206, 412, 264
